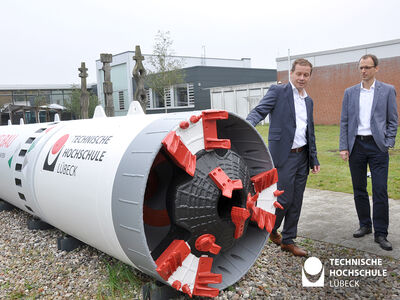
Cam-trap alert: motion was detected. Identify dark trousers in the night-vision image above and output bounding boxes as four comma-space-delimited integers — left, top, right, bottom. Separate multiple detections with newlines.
272, 149, 308, 244
349, 137, 389, 238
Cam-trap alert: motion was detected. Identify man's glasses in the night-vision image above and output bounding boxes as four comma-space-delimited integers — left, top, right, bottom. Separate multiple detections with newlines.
359, 66, 375, 70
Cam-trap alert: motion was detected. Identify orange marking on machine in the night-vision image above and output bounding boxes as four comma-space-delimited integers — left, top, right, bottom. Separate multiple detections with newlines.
143, 206, 170, 227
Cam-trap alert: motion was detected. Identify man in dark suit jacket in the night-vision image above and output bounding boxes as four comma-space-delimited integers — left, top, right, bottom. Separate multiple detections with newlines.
340, 54, 398, 251
247, 58, 320, 257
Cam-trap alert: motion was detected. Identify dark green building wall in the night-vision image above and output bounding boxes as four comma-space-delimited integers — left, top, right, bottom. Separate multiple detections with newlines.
144, 66, 276, 114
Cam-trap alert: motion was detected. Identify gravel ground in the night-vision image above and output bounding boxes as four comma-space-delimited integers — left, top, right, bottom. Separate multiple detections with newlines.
1, 209, 399, 299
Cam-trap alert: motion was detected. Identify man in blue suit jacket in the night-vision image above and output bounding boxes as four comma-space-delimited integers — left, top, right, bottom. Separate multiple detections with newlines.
340, 54, 398, 251
247, 58, 320, 257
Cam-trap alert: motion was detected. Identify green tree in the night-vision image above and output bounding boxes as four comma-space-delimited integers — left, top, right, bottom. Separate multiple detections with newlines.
146, 30, 185, 111
88, 93, 99, 118
65, 89, 99, 119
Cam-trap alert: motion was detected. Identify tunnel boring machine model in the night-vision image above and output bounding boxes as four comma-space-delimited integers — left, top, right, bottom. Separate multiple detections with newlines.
0, 103, 283, 298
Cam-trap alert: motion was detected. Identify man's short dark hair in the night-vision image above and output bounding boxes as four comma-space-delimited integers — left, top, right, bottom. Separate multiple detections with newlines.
359, 54, 379, 67
291, 58, 313, 74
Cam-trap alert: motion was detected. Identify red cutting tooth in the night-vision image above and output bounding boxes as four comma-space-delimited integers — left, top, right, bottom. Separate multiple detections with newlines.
182, 284, 192, 298
162, 131, 196, 176
273, 189, 284, 197
155, 240, 190, 281
195, 234, 221, 255
273, 201, 284, 210
231, 206, 250, 239
209, 167, 243, 198
251, 206, 264, 229
179, 121, 190, 129
250, 207, 277, 233
201, 110, 231, 150
251, 168, 279, 193
246, 193, 259, 210
172, 280, 181, 290
190, 114, 202, 123
264, 211, 277, 233
247, 193, 277, 233
193, 257, 222, 298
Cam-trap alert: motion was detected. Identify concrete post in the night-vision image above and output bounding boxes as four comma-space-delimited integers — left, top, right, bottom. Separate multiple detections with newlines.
100, 54, 114, 117
132, 45, 148, 113
79, 62, 89, 119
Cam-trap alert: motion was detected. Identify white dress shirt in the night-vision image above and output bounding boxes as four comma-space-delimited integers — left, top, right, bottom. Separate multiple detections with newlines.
358, 81, 375, 136
290, 82, 308, 149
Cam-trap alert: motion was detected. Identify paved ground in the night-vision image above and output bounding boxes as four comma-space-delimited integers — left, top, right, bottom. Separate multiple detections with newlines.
298, 188, 400, 259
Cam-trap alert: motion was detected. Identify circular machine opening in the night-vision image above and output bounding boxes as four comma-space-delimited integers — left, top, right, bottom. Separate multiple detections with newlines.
143, 148, 193, 261
217, 189, 244, 220
209, 113, 274, 289
142, 150, 174, 253
141, 112, 275, 291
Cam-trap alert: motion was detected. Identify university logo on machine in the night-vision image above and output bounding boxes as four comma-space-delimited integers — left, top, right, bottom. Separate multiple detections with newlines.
43, 134, 69, 172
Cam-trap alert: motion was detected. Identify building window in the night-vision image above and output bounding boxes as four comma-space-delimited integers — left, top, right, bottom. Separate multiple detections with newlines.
38, 91, 51, 104
146, 83, 194, 109
51, 90, 64, 106
118, 91, 125, 110
63, 91, 72, 104
12, 91, 27, 105
146, 89, 164, 109
188, 83, 194, 106
164, 87, 171, 107
146, 89, 151, 109
174, 85, 188, 107
0, 91, 12, 106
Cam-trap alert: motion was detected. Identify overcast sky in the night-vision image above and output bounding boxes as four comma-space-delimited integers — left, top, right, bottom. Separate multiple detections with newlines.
1, 0, 399, 85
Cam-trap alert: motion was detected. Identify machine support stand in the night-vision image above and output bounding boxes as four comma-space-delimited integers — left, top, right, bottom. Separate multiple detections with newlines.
0, 200, 15, 212
57, 235, 83, 252
27, 217, 53, 230
142, 281, 182, 300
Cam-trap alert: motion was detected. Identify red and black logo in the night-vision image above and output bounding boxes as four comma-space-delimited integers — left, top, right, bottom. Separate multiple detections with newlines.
43, 134, 69, 172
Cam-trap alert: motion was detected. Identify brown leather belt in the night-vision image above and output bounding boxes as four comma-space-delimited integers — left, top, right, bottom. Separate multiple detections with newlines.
290, 146, 305, 153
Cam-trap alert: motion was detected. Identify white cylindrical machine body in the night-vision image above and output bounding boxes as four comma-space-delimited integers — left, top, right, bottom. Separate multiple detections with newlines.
0, 109, 276, 297
34, 115, 165, 265
1, 114, 165, 265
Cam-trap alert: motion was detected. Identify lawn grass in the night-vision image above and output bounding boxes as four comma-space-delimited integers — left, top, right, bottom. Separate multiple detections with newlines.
256, 124, 400, 200
97, 259, 147, 299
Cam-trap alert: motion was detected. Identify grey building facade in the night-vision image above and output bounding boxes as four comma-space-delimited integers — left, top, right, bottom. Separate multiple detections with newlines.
96, 51, 276, 116
144, 66, 277, 114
